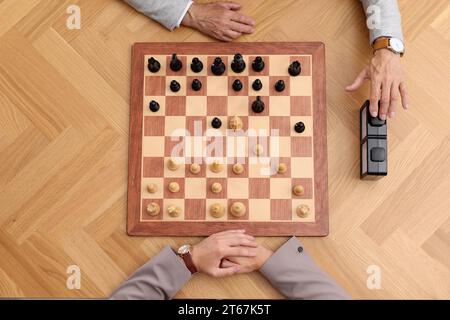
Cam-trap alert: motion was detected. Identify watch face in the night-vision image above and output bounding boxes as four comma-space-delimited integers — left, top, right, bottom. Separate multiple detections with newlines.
390, 38, 404, 52
178, 244, 190, 255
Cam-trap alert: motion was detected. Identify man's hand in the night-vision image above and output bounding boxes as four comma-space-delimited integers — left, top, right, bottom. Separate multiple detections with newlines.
191, 230, 258, 277
346, 49, 409, 120
182, 2, 255, 42
220, 245, 273, 273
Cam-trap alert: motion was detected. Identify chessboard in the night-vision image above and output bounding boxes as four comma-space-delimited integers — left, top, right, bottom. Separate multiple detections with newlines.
127, 42, 328, 236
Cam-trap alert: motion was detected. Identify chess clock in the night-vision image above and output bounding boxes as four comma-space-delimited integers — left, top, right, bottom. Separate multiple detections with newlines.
360, 100, 388, 179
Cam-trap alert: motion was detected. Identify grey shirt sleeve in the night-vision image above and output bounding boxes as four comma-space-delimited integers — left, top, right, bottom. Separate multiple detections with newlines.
109, 246, 191, 300
260, 237, 351, 300
123, 0, 193, 30
360, 0, 404, 44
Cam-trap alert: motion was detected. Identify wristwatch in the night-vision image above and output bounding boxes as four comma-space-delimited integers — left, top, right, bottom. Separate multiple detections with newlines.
177, 244, 198, 274
372, 36, 405, 57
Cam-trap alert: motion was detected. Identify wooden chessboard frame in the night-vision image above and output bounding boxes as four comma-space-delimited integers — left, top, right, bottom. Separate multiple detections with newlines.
127, 42, 328, 236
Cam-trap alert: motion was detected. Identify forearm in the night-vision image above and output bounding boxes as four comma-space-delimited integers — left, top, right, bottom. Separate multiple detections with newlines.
123, 0, 193, 30
360, 0, 403, 44
260, 237, 351, 300
110, 246, 191, 300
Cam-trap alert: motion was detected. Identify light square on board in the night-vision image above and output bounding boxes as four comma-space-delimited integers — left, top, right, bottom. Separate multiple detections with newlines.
227, 96, 249, 116
227, 54, 249, 76
186, 96, 207, 116
249, 199, 271, 221
227, 178, 249, 199
185, 178, 207, 199
164, 116, 186, 137
207, 76, 228, 96
270, 178, 293, 199
249, 159, 272, 178
165, 55, 187, 76
270, 199, 292, 220
143, 137, 165, 157
185, 199, 206, 220
186, 55, 208, 76
142, 198, 163, 221
269, 96, 290, 116
206, 116, 228, 136
163, 157, 185, 178
166, 76, 186, 96
144, 96, 165, 116
162, 199, 185, 221
248, 136, 270, 158
269, 55, 290, 76
269, 76, 290, 96
291, 157, 314, 178
292, 199, 315, 222
248, 116, 270, 135
141, 178, 164, 199
290, 76, 312, 96
228, 76, 249, 96
227, 136, 248, 160
248, 76, 269, 96
206, 199, 228, 221
270, 136, 291, 158
144, 55, 166, 76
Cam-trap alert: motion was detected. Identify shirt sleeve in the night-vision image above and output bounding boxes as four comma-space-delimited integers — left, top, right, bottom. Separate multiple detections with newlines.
360, 0, 404, 44
123, 0, 193, 30
260, 237, 351, 300
109, 246, 192, 300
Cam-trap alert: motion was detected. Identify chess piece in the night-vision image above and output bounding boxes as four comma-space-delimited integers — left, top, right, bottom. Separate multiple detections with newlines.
147, 183, 157, 194
231, 53, 246, 73
232, 79, 243, 92
211, 57, 226, 75
211, 182, 222, 194
228, 115, 243, 130
275, 80, 285, 92
288, 60, 302, 76
210, 203, 225, 218
296, 204, 310, 218
148, 57, 160, 73
232, 163, 244, 175
252, 56, 265, 72
210, 161, 224, 173
167, 205, 182, 218
149, 100, 160, 112
191, 79, 202, 91
146, 202, 160, 216
277, 163, 287, 174
252, 96, 265, 113
167, 158, 180, 171
294, 122, 305, 133
190, 163, 201, 174
211, 117, 222, 129
252, 79, 263, 91
170, 53, 182, 72
170, 80, 181, 92
293, 185, 305, 196
253, 144, 264, 156
230, 202, 246, 217
190, 57, 203, 73
168, 182, 180, 193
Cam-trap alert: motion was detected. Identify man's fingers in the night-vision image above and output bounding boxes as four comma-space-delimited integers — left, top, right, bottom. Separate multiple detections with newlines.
218, 1, 242, 10
221, 259, 239, 268
399, 82, 409, 110
231, 12, 256, 26
345, 67, 369, 92
389, 83, 400, 118
224, 29, 242, 40
223, 247, 257, 257
379, 81, 391, 120
229, 21, 254, 34
212, 266, 240, 278
370, 81, 381, 117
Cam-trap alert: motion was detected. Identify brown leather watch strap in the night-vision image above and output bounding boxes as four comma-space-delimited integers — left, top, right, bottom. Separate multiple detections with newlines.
373, 37, 390, 52
179, 249, 198, 274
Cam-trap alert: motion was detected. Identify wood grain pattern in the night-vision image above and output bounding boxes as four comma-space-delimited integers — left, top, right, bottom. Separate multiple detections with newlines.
0, 0, 449, 299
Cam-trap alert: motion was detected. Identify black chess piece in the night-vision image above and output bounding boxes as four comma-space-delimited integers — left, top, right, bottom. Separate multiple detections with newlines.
211, 57, 226, 75
288, 60, 301, 76
252, 79, 263, 91
252, 56, 265, 72
252, 96, 265, 113
149, 100, 160, 112
231, 53, 246, 73
275, 80, 285, 92
232, 79, 243, 92
170, 53, 183, 72
148, 57, 160, 73
191, 79, 202, 91
294, 122, 305, 133
211, 117, 222, 129
170, 80, 181, 92
191, 57, 203, 73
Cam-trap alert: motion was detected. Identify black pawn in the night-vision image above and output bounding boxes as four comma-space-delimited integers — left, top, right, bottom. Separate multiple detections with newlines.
275, 80, 285, 92
231, 53, 246, 73
170, 53, 182, 72
191, 57, 203, 73
252, 79, 263, 91
211, 117, 222, 129
252, 96, 265, 113
211, 57, 226, 75
252, 56, 265, 72
191, 79, 202, 91
149, 100, 160, 112
148, 57, 160, 73
288, 60, 301, 76
294, 122, 305, 133
232, 79, 243, 92
170, 80, 181, 92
